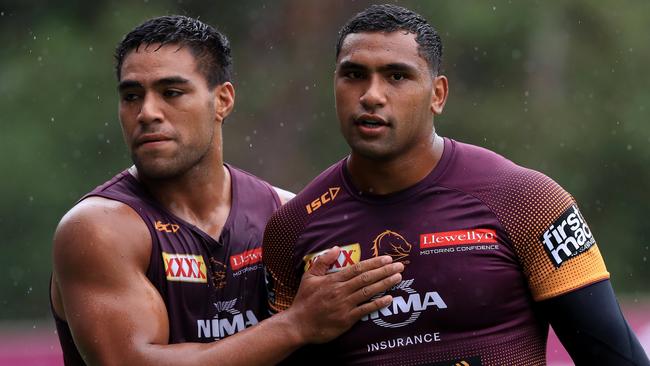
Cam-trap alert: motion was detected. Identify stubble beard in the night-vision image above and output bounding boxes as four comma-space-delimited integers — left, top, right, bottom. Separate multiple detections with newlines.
346, 132, 399, 162
132, 135, 215, 181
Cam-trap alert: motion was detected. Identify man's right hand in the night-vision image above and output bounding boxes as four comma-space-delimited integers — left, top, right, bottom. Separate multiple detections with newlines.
286, 246, 404, 344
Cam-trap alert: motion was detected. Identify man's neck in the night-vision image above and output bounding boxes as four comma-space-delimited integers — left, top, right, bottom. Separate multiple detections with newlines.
131, 155, 232, 239
347, 134, 444, 196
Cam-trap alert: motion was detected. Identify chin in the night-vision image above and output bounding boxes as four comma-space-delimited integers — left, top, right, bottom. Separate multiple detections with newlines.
132, 156, 190, 181
136, 164, 182, 180
350, 144, 396, 162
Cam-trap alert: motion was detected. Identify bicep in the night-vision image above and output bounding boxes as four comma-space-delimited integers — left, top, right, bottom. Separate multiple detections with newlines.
539, 280, 649, 365
53, 200, 169, 364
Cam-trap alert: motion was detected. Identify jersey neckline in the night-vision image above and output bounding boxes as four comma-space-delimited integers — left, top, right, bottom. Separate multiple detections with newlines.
339, 137, 455, 205
124, 163, 239, 247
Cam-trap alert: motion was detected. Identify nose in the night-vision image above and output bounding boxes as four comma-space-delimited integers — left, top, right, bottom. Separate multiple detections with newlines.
137, 94, 164, 125
359, 75, 386, 110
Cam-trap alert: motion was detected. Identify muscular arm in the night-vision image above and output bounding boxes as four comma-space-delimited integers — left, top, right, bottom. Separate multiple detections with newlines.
539, 280, 649, 366
52, 197, 402, 366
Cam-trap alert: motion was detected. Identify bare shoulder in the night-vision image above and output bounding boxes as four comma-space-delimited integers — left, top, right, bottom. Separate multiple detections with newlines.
51, 197, 171, 362
273, 186, 296, 205
53, 196, 151, 271
52, 196, 152, 318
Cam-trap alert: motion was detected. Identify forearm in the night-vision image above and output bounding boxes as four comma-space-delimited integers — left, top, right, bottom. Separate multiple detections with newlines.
81, 311, 303, 366
188, 310, 303, 366
541, 280, 649, 366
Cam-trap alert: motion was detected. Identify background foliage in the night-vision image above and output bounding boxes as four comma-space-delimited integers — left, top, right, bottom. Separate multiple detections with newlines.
1, 0, 648, 320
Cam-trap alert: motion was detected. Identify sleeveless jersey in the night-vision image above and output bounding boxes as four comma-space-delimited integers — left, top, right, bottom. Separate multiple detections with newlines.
263, 138, 609, 366
53, 164, 280, 364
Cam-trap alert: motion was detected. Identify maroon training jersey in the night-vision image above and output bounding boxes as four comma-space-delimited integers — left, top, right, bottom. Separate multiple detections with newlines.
53, 164, 280, 364
263, 138, 609, 366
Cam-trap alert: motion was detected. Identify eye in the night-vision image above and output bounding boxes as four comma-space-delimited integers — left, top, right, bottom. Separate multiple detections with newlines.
344, 71, 364, 80
163, 89, 183, 98
122, 93, 140, 102
391, 73, 405, 81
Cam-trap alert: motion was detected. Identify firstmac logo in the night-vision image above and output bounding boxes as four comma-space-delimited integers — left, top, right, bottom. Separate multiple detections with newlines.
162, 252, 207, 283
541, 205, 595, 268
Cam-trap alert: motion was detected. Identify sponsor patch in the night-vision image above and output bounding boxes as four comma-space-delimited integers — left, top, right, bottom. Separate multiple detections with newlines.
420, 229, 497, 249
541, 205, 595, 268
197, 299, 259, 340
162, 252, 207, 283
155, 220, 179, 233
361, 278, 447, 328
366, 332, 442, 353
303, 243, 360, 273
230, 247, 262, 271
305, 187, 340, 214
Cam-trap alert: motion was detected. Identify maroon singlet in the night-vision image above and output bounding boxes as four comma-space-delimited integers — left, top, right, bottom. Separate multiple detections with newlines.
52, 164, 280, 365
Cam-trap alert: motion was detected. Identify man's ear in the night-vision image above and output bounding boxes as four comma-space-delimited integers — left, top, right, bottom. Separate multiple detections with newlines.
430, 75, 448, 115
215, 82, 235, 123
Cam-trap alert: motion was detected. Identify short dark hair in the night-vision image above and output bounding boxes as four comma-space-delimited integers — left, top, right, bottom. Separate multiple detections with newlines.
115, 15, 232, 88
336, 4, 443, 74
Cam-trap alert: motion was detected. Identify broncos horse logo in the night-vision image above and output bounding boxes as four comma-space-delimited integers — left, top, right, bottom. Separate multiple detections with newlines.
208, 258, 227, 289
371, 230, 412, 264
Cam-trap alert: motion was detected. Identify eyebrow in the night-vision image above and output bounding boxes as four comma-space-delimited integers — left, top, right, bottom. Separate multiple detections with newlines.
337, 61, 418, 74
118, 76, 191, 92
338, 61, 366, 71
379, 63, 418, 74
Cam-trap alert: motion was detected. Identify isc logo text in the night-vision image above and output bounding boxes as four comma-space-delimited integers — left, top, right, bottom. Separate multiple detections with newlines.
305, 187, 340, 214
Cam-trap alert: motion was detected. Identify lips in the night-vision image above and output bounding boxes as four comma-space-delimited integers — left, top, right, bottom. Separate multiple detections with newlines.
354, 114, 390, 128
352, 114, 391, 138
134, 133, 173, 148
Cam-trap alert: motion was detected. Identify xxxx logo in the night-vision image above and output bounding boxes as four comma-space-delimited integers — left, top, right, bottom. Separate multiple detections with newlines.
162, 252, 207, 283
155, 220, 180, 233
303, 243, 361, 273
305, 187, 340, 214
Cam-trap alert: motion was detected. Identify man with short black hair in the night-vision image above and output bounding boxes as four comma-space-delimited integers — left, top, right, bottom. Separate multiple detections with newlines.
50, 15, 404, 365
264, 4, 649, 365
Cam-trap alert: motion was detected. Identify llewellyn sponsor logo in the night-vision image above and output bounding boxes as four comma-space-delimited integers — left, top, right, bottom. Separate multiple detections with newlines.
420, 229, 497, 249
230, 248, 262, 271
162, 252, 207, 283
303, 243, 361, 273
361, 278, 447, 328
197, 299, 258, 340
541, 205, 595, 268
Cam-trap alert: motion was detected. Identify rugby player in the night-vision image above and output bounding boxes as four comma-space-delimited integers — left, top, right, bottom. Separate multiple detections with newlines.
50, 15, 404, 365
263, 4, 649, 365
